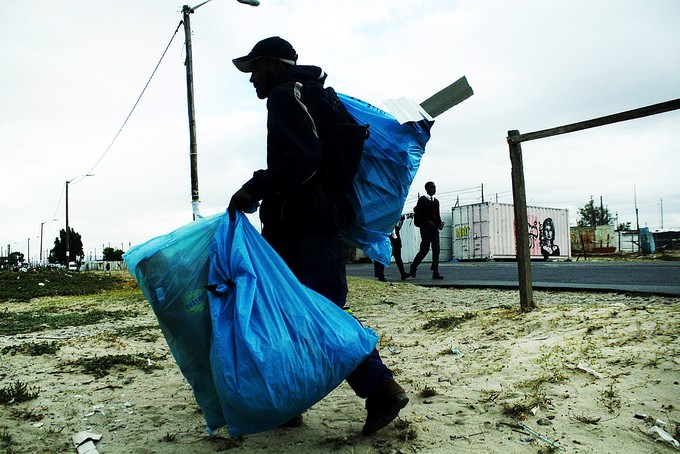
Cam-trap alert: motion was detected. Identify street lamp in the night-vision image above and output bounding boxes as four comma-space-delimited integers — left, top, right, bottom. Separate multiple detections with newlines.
40, 218, 58, 266
181, 0, 259, 220
65, 174, 94, 266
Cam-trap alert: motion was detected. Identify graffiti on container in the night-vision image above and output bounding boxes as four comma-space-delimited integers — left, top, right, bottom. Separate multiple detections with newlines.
526, 216, 561, 258
528, 219, 540, 251
540, 217, 560, 259
455, 226, 470, 238
569, 226, 615, 253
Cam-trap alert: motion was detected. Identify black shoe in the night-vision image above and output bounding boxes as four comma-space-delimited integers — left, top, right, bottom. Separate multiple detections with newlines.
279, 414, 303, 428
400, 272, 409, 281
432, 273, 444, 280
408, 267, 416, 278
362, 378, 409, 436
377, 275, 387, 282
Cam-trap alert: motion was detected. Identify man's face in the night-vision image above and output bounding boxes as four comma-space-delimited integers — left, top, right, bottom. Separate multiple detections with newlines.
426, 183, 436, 196
249, 58, 283, 99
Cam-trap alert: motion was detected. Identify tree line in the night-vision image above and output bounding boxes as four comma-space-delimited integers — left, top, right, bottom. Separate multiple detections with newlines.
4, 228, 124, 268
577, 196, 631, 230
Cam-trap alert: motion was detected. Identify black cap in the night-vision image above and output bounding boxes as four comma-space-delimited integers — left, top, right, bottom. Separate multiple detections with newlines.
232, 36, 298, 72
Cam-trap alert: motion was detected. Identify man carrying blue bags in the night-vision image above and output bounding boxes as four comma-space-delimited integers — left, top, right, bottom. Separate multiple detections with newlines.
228, 36, 408, 436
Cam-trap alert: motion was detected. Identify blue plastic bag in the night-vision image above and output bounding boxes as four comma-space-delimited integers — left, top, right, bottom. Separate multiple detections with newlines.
123, 213, 227, 432
338, 93, 433, 265
207, 211, 379, 437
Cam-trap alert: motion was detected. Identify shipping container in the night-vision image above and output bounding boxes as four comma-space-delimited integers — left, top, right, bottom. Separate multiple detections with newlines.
451, 202, 571, 261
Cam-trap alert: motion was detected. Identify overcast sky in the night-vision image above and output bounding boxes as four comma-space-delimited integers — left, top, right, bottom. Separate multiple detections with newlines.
2, 0, 679, 261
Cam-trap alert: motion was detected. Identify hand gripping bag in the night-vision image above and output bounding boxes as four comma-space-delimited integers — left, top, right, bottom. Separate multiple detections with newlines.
206, 211, 379, 436
337, 93, 433, 265
123, 213, 227, 432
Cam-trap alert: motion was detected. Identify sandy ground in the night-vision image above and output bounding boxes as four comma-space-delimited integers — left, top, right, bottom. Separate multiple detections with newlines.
1, 275, 679, 453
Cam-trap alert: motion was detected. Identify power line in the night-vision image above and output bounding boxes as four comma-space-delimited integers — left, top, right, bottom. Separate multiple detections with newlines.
84, 20, 184, 176
46, 21, 185, 237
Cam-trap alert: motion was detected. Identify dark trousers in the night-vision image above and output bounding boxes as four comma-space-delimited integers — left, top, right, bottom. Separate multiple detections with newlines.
373, 236, 406, 278
265, 233, 392, 398
411, 226, 440, 274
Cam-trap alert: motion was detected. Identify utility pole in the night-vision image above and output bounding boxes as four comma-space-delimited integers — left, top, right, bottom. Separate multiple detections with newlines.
40, 219, 57, 265
182, 4, 201, 220
65, 180, 70, 266
65, 174, 94, 266
181, 0, 259, 220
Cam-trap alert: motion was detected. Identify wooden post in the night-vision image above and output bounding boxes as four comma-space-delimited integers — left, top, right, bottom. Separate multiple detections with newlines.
508, 130, 535, 311
507, 97, 680, 267
580, 231, 587, 260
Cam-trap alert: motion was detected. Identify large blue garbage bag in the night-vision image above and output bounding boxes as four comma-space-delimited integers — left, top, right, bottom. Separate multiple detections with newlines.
122, 214, 226, 432
207, 211, 379, 437
338, 93, 433, 265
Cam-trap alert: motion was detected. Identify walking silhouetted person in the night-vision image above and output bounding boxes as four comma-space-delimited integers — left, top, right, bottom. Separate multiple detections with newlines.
409, 181, 444, 280
373, 216, 408, 281
228, 36, 408, 435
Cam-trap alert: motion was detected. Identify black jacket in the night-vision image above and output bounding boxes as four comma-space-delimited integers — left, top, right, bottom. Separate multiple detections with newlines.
414, 196, 441, 228
242, 65, 339, 239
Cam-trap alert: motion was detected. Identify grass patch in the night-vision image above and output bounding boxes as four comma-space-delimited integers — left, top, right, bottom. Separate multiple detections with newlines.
600, 382, 621, 413
0, 428, 15, 451
500, 391, 551, 420
516, 370, 567, 390
1, 341, 61, 356
0, 308, 139, 335
419, 386, 437, 398
98, 324, 162, 343
0, 380, 40, 404
423, 312, 477, 330
394, 418, 418, 441
69, 353, 166, 378
9, 406, 45, 421
0, 270, 136, 302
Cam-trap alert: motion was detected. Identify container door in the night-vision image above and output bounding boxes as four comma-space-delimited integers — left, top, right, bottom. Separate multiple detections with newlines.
471, 203, 490, 259
452, 206, 471, 260
439, 211, 453, 262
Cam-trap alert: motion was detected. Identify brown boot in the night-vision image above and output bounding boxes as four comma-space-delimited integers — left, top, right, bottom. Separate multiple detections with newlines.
362, 378, 409, 435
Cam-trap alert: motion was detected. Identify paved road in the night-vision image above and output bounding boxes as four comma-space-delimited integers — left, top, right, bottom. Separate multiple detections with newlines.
346, 261, 680, 296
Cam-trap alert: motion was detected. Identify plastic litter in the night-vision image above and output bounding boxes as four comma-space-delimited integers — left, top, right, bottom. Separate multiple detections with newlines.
645, 425, 680, 450
563, 361, 604, 378
497, 422, 564, 451
576, 361, 604, 378
71, 431, 102, 454
451, 343, 464, 357
635, 413, 667, 426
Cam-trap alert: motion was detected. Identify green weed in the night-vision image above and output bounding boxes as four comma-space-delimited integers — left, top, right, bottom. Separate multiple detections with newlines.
69, 353, 166, 378
1, 341, 61, 356
423, 312, 477, 330
0, 308, 139, 335
600, 382, 621, 413
0, 380, 40, 404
